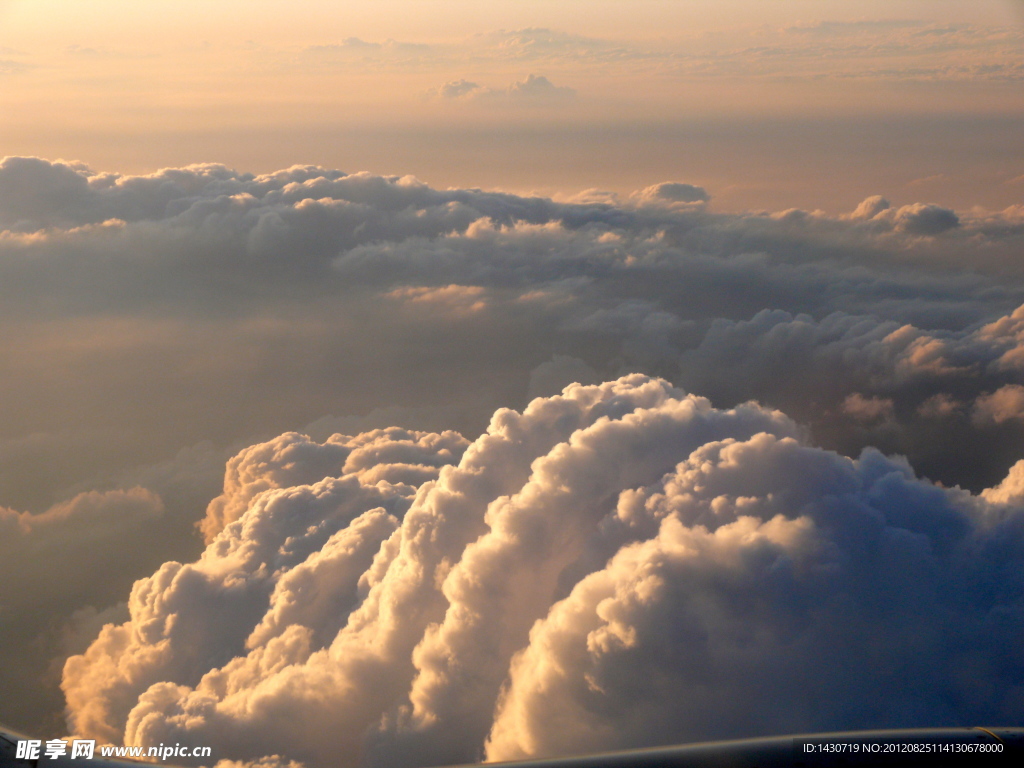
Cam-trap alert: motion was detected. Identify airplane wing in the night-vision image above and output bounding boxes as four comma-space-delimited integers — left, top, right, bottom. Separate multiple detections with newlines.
450, 728, 1024, 768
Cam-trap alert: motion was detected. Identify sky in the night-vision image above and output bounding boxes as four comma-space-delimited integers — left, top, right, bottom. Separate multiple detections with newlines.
2, 3, 1024, 768
2, 1, 1024, 208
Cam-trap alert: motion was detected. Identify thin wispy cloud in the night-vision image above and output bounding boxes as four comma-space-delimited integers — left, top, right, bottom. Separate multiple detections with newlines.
429, 74, 575, 104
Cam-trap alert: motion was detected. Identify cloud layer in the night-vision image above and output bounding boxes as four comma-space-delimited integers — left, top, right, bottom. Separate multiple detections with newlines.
3, 154, 1024, 496
61, 378, 1024, 768
3, 155, 1024, 745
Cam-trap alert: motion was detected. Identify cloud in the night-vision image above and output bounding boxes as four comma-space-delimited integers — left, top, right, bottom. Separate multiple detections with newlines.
298, 38, 431, 69
680, 21, 1024, 83
841, 393, 893, 422
470, 28, 618, 61
781, 20, 925, 37
0, 488, 167, 735
59, 378, 1024, 768
200, 428, 469, 543
630, 182, 709, 208
0, 58, 26, 75
973, 385, 1024, 425
981, 459, 1024, 506
0, 162, 1022, 499
4, 157, 1024, 738
1, 159, 1023, 501
505, 74, 576, 101
675, 296, 1024, 490
843, 195, 890, 221
485, 433, 1020, 759
838, 196, 959, 235
917, 393, 963, 419
891, 203, 960, 236
432, 79, 486, 99
0, 487, 167, 674
313, 38, 382, 53
385, 284, 488, 316
430, 74, 576, 104
906, 174, 949, 189
288, 22, 1024, 85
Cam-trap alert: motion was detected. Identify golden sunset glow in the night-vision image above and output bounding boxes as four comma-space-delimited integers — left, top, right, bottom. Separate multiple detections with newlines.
1, 1, 1022, 209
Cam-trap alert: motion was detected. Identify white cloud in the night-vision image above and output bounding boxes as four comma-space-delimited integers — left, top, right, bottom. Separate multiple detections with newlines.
199, 429, 467, 543
59, 379, 1024, 768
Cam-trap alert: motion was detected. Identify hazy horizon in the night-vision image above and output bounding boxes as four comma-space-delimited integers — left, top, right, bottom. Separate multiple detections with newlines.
3, 1, 1024, 210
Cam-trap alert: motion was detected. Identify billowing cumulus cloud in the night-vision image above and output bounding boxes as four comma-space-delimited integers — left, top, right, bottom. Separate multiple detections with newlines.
200, 428, 468, 543
484, 431, 1023, 758
677, 301, 1024, 489
891, 203, 960, 236
60, 378, 1024, 768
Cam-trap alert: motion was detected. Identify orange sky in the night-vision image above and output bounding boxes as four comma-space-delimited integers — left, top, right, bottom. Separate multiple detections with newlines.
2, 0, 1023, 210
